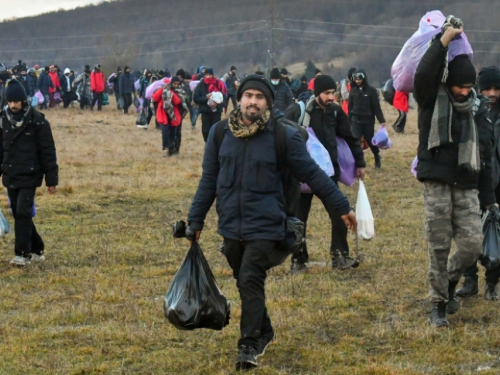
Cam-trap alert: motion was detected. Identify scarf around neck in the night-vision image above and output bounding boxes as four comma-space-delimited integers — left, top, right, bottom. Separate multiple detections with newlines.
428, 85, 480, 172
229, 108, 270, 138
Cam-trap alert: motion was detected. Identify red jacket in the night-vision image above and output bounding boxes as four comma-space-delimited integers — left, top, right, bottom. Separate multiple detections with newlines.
48, 72, 60, 93
307, 77, 315, 91
90, 71, 105, 93
393, 90, 409, 112
152, 87, 183, 126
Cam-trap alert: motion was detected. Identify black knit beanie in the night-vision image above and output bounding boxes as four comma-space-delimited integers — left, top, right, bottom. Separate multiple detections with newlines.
230, 65, 236, 71
170, 76, 181, 85
175, 69, 185, 78
5, 79, 27, 102
280, 68, 288, 75
237, 74, 275, 108
447, 55, 476, 87
314, 75, 337, 96
478, 66, 500, 91
270, 68, 280, 80
204, 68, 214, 76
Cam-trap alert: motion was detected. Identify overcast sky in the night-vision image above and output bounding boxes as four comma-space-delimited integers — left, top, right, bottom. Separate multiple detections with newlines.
0, 0, 115, 22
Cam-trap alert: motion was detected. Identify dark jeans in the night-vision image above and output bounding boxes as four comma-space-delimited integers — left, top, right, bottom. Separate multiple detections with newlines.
201, 111, 221, 142
122, 93, 132, 114
91, 91, 103, 110
351, 119, 379, 156
62, 91, 75, 108
392, 110, 407, 132
7, 187, 44, 257
114, 92, 121, 109
39, 93, 49, 110
222, 238, 287, 348
161, 125, 180, 154
294, 179, 349, 264
224, 93, 237, 111
191, 107, 200, 127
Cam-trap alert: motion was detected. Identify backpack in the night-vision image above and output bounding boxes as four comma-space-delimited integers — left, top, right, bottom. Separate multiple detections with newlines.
213, 117, 307, 217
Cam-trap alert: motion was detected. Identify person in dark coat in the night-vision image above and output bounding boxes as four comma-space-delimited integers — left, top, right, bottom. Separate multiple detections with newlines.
0, 79, 58, 267
295, 75, 309, 98
60, 68, 75, 108
26, 68, 37, 97
284, 75, 366, 272
108, 67, 123, 109
270, 67, 293, 113
348, 69, 386, 168
193, 67, 227, 142
119, 66, 135, 114
413, 20, 496, 327
187, 74, 357, 370
221, 65, 240, 112
36, 67, 54, 110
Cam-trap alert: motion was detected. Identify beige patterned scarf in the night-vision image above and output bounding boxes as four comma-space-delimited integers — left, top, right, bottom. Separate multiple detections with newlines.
228, 108, 270, 138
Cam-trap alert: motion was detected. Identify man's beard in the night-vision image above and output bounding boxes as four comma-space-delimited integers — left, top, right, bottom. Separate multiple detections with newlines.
242, 105, 262, 123
318, 96, 334, 108
488, 96, 498, 104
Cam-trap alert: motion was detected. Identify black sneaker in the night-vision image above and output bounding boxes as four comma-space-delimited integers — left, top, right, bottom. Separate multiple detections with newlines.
256, 331, 276, 357
429, 302, 449, 327
236, 345, 258, 370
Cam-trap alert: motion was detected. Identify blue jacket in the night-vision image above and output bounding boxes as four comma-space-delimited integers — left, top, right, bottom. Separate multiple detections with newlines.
37, 71, 54, 95
188, 118, 351, 241
119, 73, 135, 95
26, 74, 37, 96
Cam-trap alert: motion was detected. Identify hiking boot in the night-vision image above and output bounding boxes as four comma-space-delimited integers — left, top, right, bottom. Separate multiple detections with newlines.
485, 283, 499, 301
10, 255, 31, 267
446, 281, 460, 314
290, 260, 307, 273
456, 277, 479, 298
256, 331, 276, 357
335, 255, 360, 270
235, 345, 258, 370
30, 253, 45, 263
374, 154, 381, 169
429, 302, 449, 327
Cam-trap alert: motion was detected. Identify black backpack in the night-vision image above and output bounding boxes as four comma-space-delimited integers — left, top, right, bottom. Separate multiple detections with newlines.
213, 117, 307, 217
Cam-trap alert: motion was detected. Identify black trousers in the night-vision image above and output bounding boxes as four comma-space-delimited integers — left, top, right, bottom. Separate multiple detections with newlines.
392, 110, 407, 132
294, 179, 349, 264
7, 187, 44, 257
224, 93, 237, 111
114, 92, 121, 109
201, 112, 221, 142
62, 91, 75, 108
161, 125, 180, 154
223, 238, 287, 349
122, 93, 132, 114
351, 119, 379, 156
91, 91, 103, 110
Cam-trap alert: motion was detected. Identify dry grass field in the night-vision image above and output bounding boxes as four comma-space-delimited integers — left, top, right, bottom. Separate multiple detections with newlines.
1, 100, 500, 375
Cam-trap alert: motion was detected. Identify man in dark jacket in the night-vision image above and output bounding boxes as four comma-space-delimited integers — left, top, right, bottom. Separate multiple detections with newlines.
456, 66, 500, 301
284, 75, 366, 271
108, 67, 122, 109
222, 65, 239, 113
295, 75, 309, 98
26, 68, 37, 98
119, 66, 135, 114
187, 75, 357, 370
270, 67, 293, 113
60, 68, 75, 108
193, 68, 226, 142
36, 67, 54, 110
414, 20, 496, 327
348, 69, 386, 168
0, 79, 58, 267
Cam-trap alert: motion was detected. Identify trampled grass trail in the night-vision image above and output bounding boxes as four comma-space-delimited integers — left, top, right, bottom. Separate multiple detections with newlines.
1, 102, 499, 375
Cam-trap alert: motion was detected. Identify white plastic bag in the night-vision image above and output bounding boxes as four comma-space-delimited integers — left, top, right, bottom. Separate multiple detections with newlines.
356, 180, 374, 240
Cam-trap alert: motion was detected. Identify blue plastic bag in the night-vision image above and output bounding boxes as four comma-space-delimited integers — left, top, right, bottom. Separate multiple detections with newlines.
31, 96, 39, 107
0, 208, 11, 236
372, 125, 392, 149
301, 128, 334, 193
336, 137, 357, 187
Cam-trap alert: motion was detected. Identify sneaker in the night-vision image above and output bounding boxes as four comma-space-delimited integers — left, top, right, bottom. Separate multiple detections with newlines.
10, 256, 31, 267
335, 255, 360, 270
429, 302, 449, 327
162, 150, 169, 157
136, 124, 147, 129
456, 277, 479, 298
290, 260, 307, 273
485, 283, 499, 301
235, 345, 258, 370
256, 331, 276, 357
31, 253, 45, 263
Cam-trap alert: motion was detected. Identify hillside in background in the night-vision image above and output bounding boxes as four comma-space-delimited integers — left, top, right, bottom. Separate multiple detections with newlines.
0, 0, 499, 85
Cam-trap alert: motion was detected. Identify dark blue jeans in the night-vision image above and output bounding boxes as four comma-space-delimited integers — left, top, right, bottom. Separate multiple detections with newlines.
161, 125, 180, 154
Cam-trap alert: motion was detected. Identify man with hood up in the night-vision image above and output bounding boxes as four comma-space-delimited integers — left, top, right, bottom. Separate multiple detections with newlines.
60, 68, 75, 108
119, 66, 135, 114
414, 17, 496, 327
348, 69, 387, 168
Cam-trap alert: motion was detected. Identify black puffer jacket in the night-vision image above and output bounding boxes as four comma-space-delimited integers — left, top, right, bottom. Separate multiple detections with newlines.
414, 37, 495, 206
0, 107, 58, 189
272, 81, 294, 113
193, 79, 225, 114
348, 70, 385, 125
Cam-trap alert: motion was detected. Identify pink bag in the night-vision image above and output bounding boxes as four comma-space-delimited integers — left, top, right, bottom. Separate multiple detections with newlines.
371, 125, 392, 149
336, 137, 357, 187
145, 78, 171, 100
411, 156, 418, 178
391, 11, 473, 93
54, 92, 62, 103
35, 91, 44, 104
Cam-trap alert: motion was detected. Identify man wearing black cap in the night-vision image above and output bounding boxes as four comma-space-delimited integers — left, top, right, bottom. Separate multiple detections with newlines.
284, 75, 366, 271
193, 68, 227, 142
270, 67, 293, 113
186, 74, 357, 370
456, 66, 500, 301
414, 19, 497, 327
221, 66, 240, 113
0, 79, 58, 266
348, 69, 386, 168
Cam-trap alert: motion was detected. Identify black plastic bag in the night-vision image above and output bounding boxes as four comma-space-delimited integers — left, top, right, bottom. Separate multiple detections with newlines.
135, 111, 147, 126
481, 206, 500, 270
133, 95, 141, 108
278, 216, 305, 255
164, 242, 230, 330
382, 79, 395, 105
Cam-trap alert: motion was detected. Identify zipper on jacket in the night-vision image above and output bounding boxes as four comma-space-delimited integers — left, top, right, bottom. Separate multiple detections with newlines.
239, 138, 248, 240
